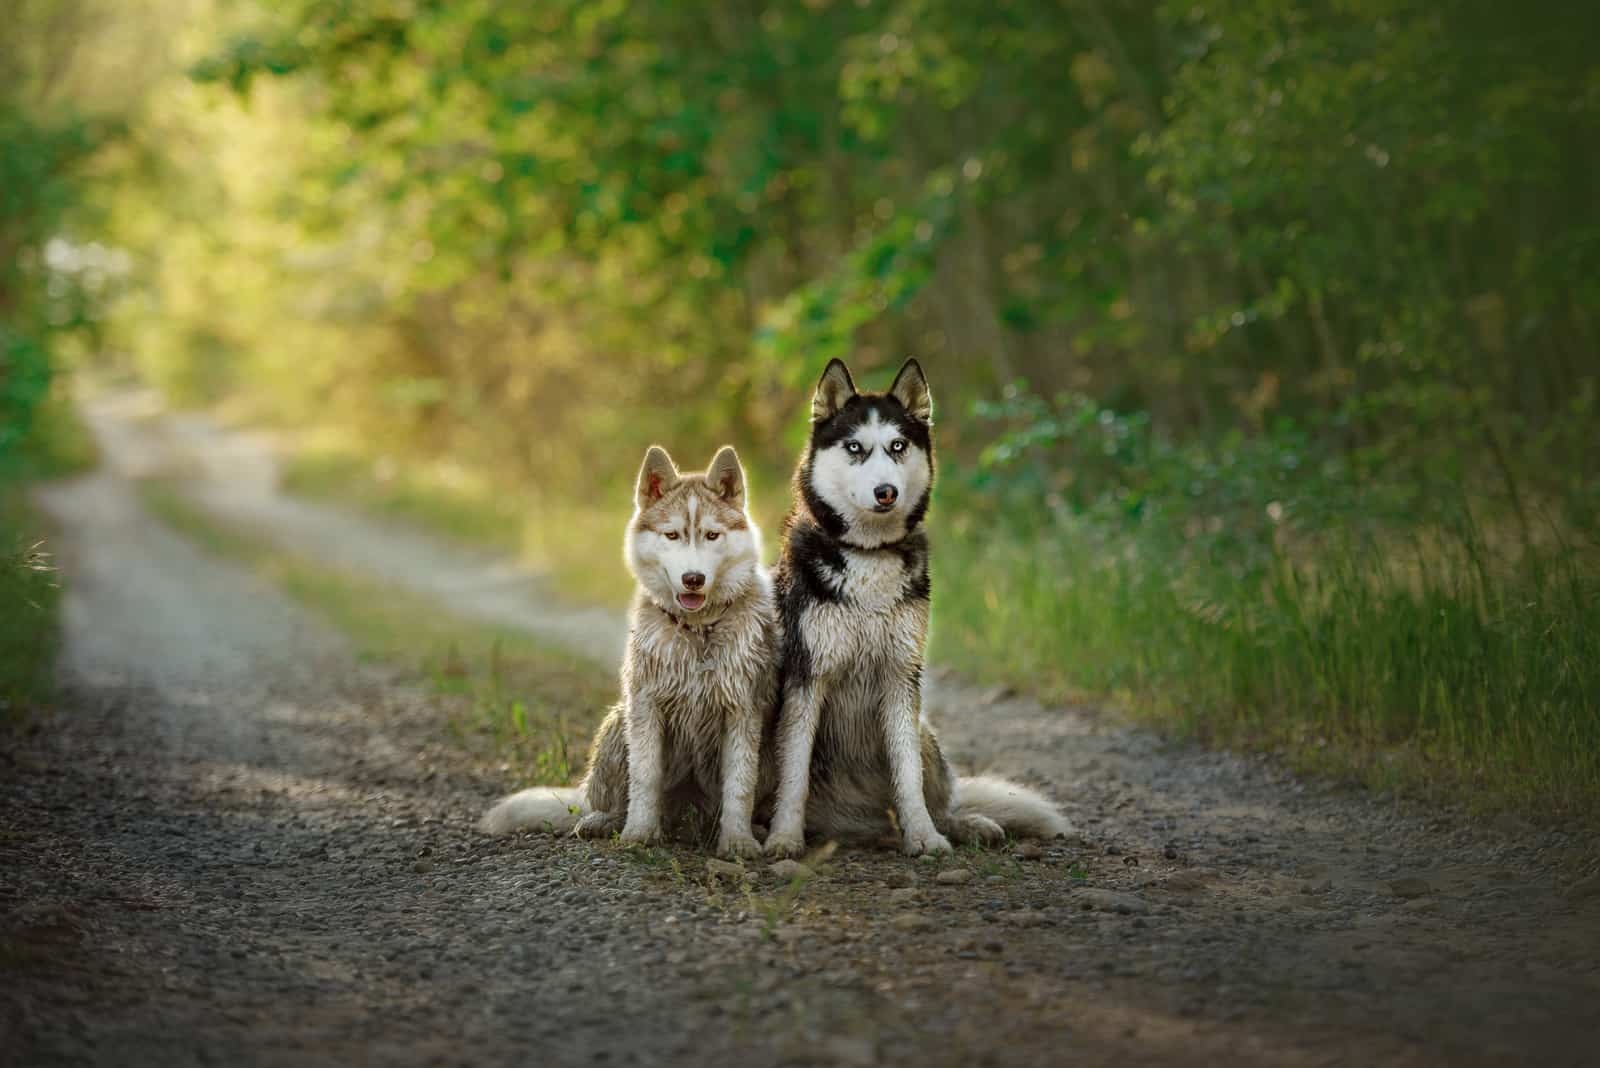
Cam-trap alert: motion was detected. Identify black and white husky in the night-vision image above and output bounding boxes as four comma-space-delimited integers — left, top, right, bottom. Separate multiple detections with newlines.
479, 446, 777, 859
764, 359, 1068, 857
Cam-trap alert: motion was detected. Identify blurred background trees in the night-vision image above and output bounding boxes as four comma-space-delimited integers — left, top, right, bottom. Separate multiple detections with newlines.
0, 0, 113, 469
59, 0, 1593, 520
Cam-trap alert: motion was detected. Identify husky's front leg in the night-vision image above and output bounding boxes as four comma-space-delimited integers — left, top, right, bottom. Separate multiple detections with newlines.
715, 704, 763, 859
763, 683, 820, 858
618, 690, 664, 845
886, 675, 952, 856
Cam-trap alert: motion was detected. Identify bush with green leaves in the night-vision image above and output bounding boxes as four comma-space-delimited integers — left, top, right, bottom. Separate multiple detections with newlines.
933, 383, 1599, 811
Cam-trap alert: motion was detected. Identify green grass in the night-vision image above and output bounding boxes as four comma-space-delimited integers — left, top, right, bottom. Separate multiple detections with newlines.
283, 445, 635, 607
1, 390, 98, 718
6, 388, 99, 482
929, 500, 1600, 820
274, 433, 1599, 820
282, 443, 801, 603
139, 479, 615, 785
0, 494, 62, 717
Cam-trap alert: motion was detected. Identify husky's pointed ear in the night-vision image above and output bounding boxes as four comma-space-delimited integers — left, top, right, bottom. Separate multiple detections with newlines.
812, 359, 858, 422
635, 446, 680, 508
706, 445, 746, 507
889, 358, 932, 424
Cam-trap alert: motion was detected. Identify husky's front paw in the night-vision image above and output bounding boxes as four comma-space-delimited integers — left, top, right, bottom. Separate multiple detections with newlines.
763, 829, 806, 858
618, 818, 660, 847
902, 826, 954, 856
717, 831, 763, 860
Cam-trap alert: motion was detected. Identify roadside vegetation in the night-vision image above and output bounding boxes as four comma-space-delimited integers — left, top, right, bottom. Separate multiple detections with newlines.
281, 444, 636, 609
1, 394, 98, 716
1, 492, 63, 717
930, 396, 1599, 813
139, 480, 613, 785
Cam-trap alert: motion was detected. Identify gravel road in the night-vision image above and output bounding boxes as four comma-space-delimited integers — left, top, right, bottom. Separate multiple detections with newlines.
3, 394, 1597, 1066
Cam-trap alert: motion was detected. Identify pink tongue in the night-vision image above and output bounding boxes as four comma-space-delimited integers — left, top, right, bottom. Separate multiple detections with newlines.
677, 592, 706, 611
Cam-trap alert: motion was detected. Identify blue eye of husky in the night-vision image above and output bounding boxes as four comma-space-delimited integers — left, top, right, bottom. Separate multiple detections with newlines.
889, 439, 907, 454
845, 441, 864, 455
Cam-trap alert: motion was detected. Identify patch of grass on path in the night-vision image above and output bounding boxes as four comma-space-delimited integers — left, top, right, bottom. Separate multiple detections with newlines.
1, 391, 98, 718
140, 480, 614, 786
1, 495, 62, 718
283, 445, 635, 608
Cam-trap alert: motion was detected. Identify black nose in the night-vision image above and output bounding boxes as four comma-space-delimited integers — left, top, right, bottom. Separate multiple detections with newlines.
873, 484, 899, 506
681, 571, 705, 591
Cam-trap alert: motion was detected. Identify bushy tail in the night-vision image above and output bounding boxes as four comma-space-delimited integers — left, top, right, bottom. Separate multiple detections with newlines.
477, 786, 586, 836
954, 775, 1070, 839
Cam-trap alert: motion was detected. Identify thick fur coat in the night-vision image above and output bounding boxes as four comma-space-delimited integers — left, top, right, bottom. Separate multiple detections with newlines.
764, 359, 1068, 857
478, 446, 778, 858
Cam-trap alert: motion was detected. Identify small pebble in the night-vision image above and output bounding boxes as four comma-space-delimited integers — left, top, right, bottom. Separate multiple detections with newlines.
1076, 888, 1151, 915
706, 859, 748, 880
1001, 908, 1046, 928
767, 860, 813, 881
1567, 874, 1600, 904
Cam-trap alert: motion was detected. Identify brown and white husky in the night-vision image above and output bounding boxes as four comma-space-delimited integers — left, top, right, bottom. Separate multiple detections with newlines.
478, 445, 777, 859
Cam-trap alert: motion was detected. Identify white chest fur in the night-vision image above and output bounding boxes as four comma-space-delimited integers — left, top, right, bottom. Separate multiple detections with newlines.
801, 550, 928, 682
837, 548, 906, 611
626, 592, 770, 712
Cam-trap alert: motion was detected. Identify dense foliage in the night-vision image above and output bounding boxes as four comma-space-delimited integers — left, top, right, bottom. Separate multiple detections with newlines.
0, 2, 107, 472
148, 0, 1598, 517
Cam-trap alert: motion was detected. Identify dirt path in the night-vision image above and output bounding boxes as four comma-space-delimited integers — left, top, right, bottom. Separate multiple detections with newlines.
3, 394, 1598, 1066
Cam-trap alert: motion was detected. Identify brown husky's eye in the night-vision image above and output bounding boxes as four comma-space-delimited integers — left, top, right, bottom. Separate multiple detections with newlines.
705, 531, 721, 541
664, 531, 680, 540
